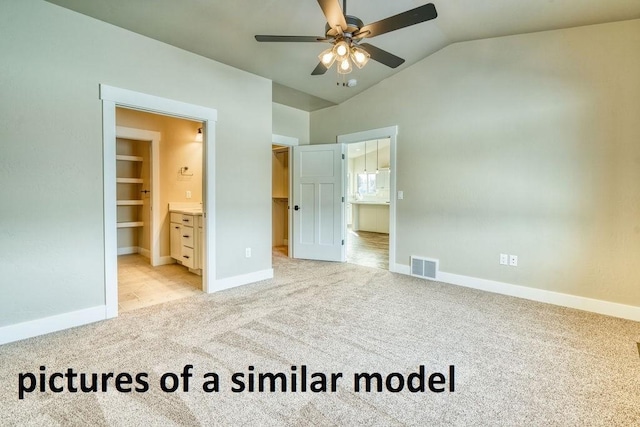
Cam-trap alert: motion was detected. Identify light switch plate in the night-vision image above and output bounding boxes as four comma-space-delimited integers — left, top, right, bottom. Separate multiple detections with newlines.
398, 191, 404, 200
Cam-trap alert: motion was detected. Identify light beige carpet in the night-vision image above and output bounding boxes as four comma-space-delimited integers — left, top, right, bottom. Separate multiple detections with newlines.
1, 251, 639, 426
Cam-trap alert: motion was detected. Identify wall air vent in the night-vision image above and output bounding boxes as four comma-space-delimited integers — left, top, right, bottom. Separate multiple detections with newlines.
410, 256, 439, 280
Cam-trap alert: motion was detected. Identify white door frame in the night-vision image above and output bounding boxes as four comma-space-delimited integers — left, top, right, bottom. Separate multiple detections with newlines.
101, 84, 217, 319
338, 126, 398, 272
272, 134, 298, 257
115, 126, 161, 266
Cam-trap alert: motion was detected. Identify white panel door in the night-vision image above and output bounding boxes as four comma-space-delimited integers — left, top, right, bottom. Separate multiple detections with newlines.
292, 144, 345, 262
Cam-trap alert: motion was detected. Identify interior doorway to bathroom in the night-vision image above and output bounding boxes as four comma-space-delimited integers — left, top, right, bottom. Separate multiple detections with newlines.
115, 107, 204, 312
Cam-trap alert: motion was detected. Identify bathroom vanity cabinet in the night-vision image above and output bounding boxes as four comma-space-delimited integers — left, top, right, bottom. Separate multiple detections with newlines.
170, 211, 203, 274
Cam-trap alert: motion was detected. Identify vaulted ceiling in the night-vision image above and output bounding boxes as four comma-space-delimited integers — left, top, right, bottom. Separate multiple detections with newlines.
46, 0, 640, 111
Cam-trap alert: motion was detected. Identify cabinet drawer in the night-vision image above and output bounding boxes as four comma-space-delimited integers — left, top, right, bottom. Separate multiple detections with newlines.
170, 212, 182, 223
180, 214, 195, 226
181, 246, 195, 269
181, 227, 195, 248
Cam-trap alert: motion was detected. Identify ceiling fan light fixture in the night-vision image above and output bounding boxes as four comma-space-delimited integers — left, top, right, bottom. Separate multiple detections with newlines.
350, 46, 370, 69
255, 1, 439, 82
318, 48, 336, 68
337, 58, 352, 74
334, 40, 350, 61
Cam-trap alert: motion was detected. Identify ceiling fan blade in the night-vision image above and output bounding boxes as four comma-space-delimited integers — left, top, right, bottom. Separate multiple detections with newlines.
317, 0, 348, 32
359, 43, 405, 68
255, 35, 328, 42
311, 62, 329, 75
355, 3, 437, 39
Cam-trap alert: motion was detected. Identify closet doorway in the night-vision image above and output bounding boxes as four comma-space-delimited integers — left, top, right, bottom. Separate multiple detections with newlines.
271, 134, 298, 258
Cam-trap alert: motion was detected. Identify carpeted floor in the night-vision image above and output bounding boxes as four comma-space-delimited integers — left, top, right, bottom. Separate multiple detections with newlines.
1, 251, 639, 426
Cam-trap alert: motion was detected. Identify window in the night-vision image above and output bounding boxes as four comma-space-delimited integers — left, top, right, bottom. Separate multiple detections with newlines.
357, 173, 377, 195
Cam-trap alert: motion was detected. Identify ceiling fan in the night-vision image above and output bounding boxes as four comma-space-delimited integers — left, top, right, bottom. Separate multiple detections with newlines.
255, 0, 438, 76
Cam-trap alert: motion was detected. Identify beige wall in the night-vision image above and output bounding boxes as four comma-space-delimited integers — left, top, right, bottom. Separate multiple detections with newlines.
311, 20, 640, 307
0, 0, 272, 326
116, 108, 203, 257
272, 102, 310, 145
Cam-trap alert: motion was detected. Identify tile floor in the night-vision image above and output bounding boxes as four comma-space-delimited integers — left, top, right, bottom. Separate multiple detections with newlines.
117, 254, 202, 312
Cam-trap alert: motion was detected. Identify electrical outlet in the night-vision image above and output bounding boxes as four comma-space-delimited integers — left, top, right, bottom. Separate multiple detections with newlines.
500, 254, 509, 265
245, 248, 251, 258
509, 255, 518, 267
186, 190, 192, 199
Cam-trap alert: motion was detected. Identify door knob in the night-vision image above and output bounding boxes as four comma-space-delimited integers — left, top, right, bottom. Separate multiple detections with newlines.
294, 205, 300, 211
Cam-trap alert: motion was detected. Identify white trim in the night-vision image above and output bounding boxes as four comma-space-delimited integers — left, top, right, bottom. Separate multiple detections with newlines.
394, 264, 640, 322
101, 85, 217, 122
272, 134, 299, 146
102, 99, 118, 318
337, 126, 398, 271
202, 122, 216, 294
100, 84, 217, 316
213, 269, 274, 293
115, 125, 161, 267
392, 263, 410, 275
156, 255, 175, 266
337, 126, 398, 144
138, 248, 151, 259
0, 306, 106, 345
117, 246, 139, 256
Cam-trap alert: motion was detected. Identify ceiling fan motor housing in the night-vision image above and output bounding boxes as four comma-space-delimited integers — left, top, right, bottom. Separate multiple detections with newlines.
325, 15, 363, 38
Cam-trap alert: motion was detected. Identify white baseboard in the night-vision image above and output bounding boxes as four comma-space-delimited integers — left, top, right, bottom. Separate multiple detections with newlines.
394, 264, 640, 322
0, 306, 106, 345
154, 256, 175, 266
117, 246, 138, 256
138, 248, 150, 258
391, 263, 410, 275
212, 268, 274, 293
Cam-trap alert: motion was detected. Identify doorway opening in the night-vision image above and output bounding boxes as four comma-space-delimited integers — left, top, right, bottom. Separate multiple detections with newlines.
115, 107, 204, 312
272, 144, 290, 257
270, 134, 298, 261
339, 126, 398, 272
346, 139, 391, 269
101, 84, 218, 319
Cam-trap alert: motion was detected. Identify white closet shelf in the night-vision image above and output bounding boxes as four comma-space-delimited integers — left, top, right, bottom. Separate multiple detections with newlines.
116, 155, 143, 162
117, 200, 144, 206
116, 178, 144, 184
117, 221, 144, 228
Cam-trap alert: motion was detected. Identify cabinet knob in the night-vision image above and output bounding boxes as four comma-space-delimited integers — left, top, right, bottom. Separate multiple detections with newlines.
183, 255, 190, 259
183, 235, 190, 238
